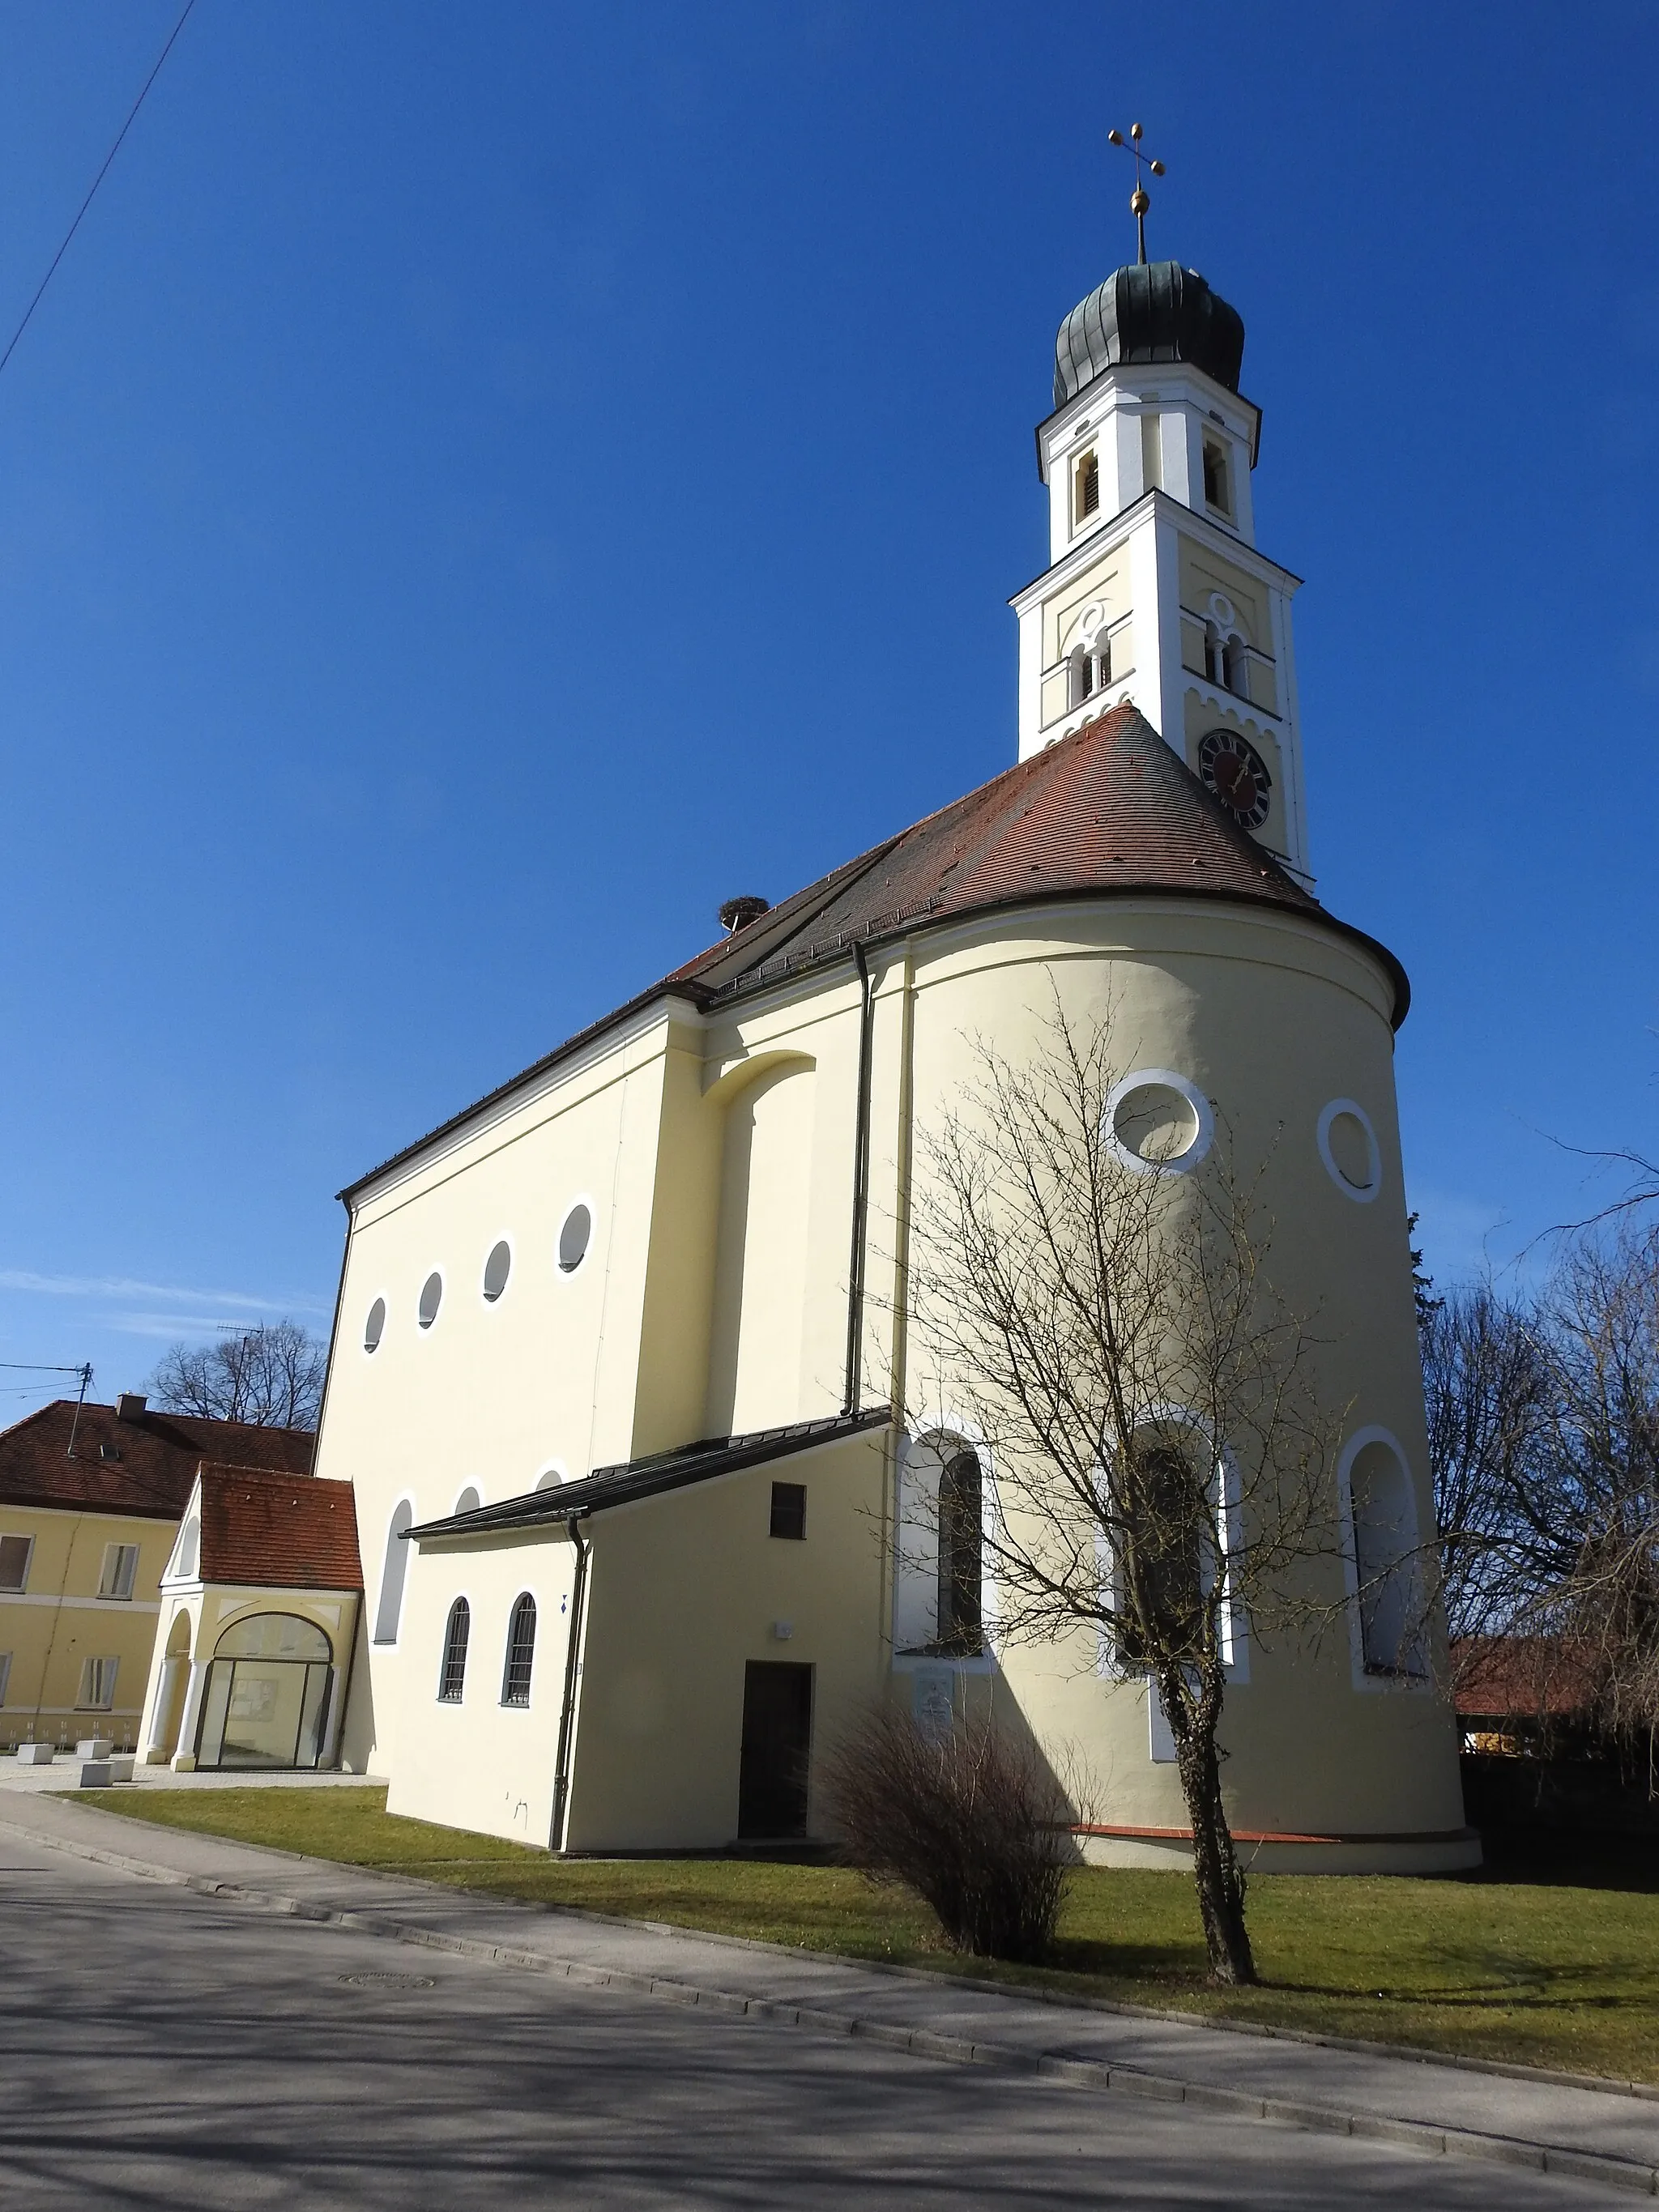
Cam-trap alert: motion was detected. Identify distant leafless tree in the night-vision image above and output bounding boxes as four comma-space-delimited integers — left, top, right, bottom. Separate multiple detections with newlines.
897, 1003, 1342, 1987
1424, 1233, 1659, 1776
1422, 1284, 1554, 1658
821, 1705, 1073, 1963
147, 1319, 324, 1430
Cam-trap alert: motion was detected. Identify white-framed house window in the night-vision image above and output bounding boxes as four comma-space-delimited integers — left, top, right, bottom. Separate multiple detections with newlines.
0, 1652, 11, 1707
98, 1543, 139, 1600
78, 1656, 118, 1711
0, 1534, 33, 1593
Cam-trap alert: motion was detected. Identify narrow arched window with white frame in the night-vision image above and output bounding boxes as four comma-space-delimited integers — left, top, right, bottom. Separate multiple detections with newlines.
372, 1500, 414, 1646
1340, 1430, 1427, 1681
1099, 1417, 1242, 1681
437, 1597, 470, 1703
894, 1431, 989, 1660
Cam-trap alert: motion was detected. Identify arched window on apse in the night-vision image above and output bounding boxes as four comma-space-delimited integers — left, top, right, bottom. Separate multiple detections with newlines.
373, 1501, 414, 1646
1112, 1427, 1209, 1672
1348, 1439, 1426, 1677
936, 1448, 984, 1657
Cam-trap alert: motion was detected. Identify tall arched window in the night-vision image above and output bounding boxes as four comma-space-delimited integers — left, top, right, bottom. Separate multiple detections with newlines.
1346, 1436, 1426, 1678
501, 1593, 537, 1706
373, 1500, 414, 1645
437, 1598, 470, 1703
1113, 1429, 1207, 1670
936, 1450, 983, 1656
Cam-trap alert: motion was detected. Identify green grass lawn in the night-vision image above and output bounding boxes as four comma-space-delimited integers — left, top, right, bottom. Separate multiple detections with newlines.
77, 1786, 1659, 2085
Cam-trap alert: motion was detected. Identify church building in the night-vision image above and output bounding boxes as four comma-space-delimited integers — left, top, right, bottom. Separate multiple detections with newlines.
311, 242, 1473, 1872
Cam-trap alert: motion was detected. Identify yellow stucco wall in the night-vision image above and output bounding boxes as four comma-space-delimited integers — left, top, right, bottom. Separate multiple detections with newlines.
0, 1504, 173, 1749
319, 891, 1468, 1866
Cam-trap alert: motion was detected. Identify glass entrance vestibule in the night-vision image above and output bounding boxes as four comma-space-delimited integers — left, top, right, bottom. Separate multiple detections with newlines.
194, 1613, 335, 1771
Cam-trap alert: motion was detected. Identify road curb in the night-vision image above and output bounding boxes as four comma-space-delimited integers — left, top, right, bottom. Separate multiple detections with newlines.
4, 1809, 1654, 2197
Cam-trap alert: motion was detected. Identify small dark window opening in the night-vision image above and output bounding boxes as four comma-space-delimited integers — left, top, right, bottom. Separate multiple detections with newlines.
437, 1597, 470, 1703
1114, 1442, 1205, 1669
1202, 441, 1230, 514
936, 1449, 983, 1656
1074, 448, 1100, 522
770, 1481, 807, 1541
501, 1592, 537, 1706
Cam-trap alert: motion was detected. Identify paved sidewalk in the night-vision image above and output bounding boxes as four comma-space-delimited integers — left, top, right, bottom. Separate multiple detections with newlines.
3, 1789, 1653, 2197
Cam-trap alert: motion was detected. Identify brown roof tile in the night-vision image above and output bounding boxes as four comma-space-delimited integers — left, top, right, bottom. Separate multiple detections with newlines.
347, 708, 1408, 1196
195, 1464, 362, 1590
0, 1400, 314, 1522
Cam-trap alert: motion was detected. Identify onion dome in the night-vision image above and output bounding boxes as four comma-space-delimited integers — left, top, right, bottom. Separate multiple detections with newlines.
1054, 261, 1245, 408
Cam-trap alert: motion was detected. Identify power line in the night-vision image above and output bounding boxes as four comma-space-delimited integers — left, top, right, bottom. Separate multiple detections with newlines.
0, 0, 198, 381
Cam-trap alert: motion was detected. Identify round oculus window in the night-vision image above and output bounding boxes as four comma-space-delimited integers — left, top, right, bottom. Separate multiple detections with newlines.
482, 1240, 511, 1302
418, 1271, 443, 1329
363, 1297, 386, 1354
1317, 1099, 1381, 1202
1197, 728, 1273, 829
557, 1203, 592, 1275
1103, 1071, 1214, 1175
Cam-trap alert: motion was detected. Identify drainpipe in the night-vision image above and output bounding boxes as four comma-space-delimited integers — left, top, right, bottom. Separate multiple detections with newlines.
549, 1513, 591, 1853
842, 939, 876, 1417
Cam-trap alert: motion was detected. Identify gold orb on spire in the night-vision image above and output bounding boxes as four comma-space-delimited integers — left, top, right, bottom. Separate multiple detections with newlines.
1107, 122, 1168, 264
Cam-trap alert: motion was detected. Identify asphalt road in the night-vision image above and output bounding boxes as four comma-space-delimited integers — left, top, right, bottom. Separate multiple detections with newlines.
0, 1828, 1630, 2210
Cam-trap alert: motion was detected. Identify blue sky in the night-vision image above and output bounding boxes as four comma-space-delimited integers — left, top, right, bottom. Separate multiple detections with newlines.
0, 2, 1653, 1414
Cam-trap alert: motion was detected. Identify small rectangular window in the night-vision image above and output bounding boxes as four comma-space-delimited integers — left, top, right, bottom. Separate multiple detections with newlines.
0, 1536, 32, 1593
770, 1482, 807, 1541
78, 1656, 118, 1711
1202, 440, 1231, 514
99, 1543, 139, 1601
1073, 448, 1100, 524
0, 1653, 11, 1707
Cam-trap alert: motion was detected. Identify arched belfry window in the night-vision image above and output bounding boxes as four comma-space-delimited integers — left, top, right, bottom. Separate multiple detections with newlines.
936, 1449, 983, 1657
1068, 636, 1111, 709
501, 1593, 537, 1707
437, 1598, 470, 1703
1073, 447, 1100, 524
373, 1501, 414, 1646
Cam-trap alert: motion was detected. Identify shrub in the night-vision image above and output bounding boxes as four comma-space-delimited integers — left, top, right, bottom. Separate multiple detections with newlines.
820, 1703, 1073, 1963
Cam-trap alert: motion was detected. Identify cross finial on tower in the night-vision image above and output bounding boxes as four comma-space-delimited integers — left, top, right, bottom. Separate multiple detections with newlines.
1107, 123, 1166, 265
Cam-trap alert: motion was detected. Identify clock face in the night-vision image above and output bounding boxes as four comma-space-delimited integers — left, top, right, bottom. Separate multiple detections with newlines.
1197, 729, 1273, 830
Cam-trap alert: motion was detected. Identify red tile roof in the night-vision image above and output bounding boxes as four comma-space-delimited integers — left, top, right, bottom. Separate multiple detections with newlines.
196, 1464, 362, 1590
1453, 1636, 1597, 1722
0, 1400, 314, 1521
345, 707, 1409, 1196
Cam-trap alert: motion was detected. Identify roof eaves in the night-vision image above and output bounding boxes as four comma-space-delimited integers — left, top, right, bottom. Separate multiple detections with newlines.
408, 1407, 892, 1541
339, 987, 710, 1205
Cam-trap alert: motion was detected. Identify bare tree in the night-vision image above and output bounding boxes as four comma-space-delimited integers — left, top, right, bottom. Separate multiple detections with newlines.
147, 1319, 325, 1430
898, 1004, 1341, 1986
1422, 1283, 1553, 1660
1423, 1234, 1659, 1778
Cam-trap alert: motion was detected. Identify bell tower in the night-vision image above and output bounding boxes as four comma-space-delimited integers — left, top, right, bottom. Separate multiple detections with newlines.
1011, 150, 1312, 887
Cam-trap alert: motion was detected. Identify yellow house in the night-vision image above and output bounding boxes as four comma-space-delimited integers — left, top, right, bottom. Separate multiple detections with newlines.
315, 254, 1474, 1872
0, 1394, 313, 1754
